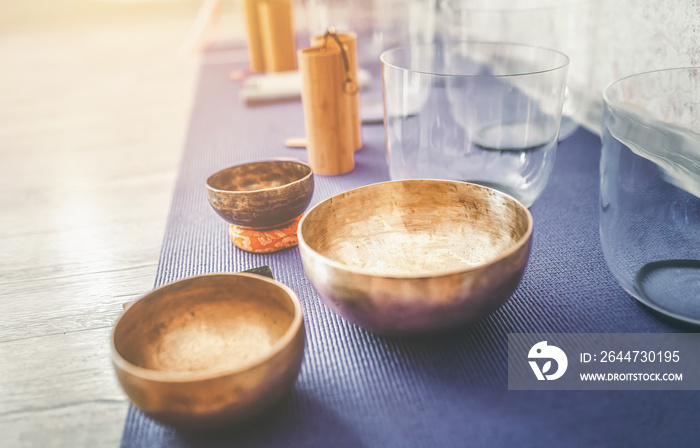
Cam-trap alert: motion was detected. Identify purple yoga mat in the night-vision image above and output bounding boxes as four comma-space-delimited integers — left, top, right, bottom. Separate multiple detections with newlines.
120, 57, 699, 448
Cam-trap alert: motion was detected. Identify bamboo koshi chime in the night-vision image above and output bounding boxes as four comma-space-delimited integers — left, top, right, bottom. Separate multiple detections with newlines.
243, 0, 296, 73
299, 29, 359, 175
311, 32, 362, 151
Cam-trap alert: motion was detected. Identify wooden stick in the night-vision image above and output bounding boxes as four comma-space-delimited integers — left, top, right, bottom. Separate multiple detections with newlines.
298, 45, 355, 175
242, 0, 265, 72
312, 32, 362, 150
179, 0, 221, 55
258, 0, 297, 73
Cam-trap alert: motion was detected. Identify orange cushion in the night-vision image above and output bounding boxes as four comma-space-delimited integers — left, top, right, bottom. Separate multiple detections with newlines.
228, 214, 302, 254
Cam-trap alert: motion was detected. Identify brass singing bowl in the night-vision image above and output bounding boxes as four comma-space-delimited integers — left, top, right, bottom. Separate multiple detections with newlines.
298, 180, 533, 334
111, 273, 305, 430
206, 160, 314, 229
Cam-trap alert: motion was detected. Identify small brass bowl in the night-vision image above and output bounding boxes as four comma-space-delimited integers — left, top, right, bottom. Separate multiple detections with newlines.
298, 180, 533, 334
206, 160, 314, 229
111, 273, 305, 430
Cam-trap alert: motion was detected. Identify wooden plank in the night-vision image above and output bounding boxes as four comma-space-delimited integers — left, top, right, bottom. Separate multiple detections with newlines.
0, 0, 250, 445
0, 0, 241, 445
0, 264, 157, 342
0, 327, 129, 446
0, 400, 126, 448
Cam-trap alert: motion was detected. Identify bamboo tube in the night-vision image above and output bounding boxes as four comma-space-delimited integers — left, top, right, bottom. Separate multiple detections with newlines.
258, 0, 297, 73
242, 0, 265, 72
299, 46, 355, 175
312, 32, 362, 150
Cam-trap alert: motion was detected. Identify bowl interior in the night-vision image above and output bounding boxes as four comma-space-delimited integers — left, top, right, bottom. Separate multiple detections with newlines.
207, 161, 311, 192
114, 274, 297, 377
300, 180, 531, 276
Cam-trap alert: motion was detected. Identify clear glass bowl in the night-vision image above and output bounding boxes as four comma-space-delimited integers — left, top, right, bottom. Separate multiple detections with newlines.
439, 0, 595, 140
600, 67, 700, 324
381, 42, 569, 207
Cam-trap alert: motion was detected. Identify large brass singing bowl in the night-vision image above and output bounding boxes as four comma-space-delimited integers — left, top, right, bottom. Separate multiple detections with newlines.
111, 273, 305, 430
206, 160, 314, 229
298, 180, 533, 334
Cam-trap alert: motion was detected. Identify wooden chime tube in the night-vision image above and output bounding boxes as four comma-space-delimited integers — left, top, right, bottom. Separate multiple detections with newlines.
312, 32, 362, 150
242, 0, 265, 72
298, 46, 355, 175
258, 0, 297, 72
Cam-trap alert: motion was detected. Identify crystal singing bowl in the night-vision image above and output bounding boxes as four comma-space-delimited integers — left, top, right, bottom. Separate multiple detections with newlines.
298, 179, 533, 334
111, 273, 305, 430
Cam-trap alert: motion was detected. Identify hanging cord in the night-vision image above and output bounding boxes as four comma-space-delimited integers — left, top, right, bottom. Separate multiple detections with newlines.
321, 26, 358, 95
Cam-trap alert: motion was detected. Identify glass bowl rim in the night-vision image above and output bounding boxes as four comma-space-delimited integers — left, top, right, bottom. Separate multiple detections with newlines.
380, 41, 570, 78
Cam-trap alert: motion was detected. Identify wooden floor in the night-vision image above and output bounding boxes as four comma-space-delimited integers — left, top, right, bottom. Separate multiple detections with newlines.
0, 1, 239, 445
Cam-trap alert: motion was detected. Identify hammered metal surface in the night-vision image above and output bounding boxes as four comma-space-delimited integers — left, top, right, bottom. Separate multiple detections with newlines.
298, 180, 532, 334
112, 273, 305, 430
206, 160, 313, 229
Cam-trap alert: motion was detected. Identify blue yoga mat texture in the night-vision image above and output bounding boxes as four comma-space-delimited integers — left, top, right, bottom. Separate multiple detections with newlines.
120, 60, 699, 447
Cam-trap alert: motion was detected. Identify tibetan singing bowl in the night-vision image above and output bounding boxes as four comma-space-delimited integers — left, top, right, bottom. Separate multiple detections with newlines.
111, 273, 305, 430
298, 180, 533, 334
206, 160, 314, 229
